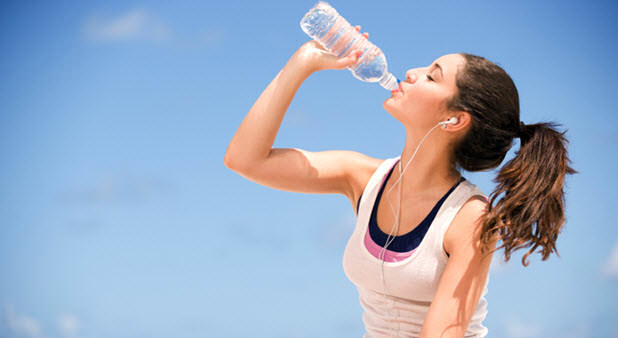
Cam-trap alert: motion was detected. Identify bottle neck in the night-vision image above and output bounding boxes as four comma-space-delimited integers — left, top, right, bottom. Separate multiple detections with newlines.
379, 72, 398, 90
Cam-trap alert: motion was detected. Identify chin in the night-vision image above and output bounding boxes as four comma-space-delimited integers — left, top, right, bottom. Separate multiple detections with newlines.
383, 98, 396, 113
382, 101, 404, 122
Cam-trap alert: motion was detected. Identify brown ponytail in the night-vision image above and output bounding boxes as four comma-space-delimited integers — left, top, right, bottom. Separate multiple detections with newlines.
448, 53, 576, 266
482, 122, 576, 266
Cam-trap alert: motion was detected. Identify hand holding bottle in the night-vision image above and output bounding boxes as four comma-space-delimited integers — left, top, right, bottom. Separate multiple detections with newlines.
291, 25, 369, 75
299, 2, 398, 90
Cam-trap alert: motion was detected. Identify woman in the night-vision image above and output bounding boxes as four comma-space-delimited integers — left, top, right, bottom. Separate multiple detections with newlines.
224, 26, 574, 337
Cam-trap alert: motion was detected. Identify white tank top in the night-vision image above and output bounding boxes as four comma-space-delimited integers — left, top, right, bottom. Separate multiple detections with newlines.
342, 156, 490, 337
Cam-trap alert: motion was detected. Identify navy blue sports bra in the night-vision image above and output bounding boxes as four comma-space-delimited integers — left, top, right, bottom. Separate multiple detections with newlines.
356, 161, 464, 253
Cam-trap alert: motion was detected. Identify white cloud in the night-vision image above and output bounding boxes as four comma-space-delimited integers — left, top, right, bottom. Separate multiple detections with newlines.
83, 8, 171, 42
4, 304, 42, 338
57, 313, 80, 338
505, 317, 542, 338
601, 240, 618, 279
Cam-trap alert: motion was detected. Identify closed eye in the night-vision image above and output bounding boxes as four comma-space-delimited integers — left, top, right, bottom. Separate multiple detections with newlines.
426, 74, 434, 81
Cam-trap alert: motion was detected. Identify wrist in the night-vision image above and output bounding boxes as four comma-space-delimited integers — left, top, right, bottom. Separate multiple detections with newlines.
287, 49, 318, 78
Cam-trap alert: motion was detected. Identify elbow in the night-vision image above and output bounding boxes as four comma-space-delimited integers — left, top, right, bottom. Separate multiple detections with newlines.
224, 152, 242, 172
224, 147, 270, 173
223, 152, 234, 169
223, 143, 243, 171
223, 152, 256, 174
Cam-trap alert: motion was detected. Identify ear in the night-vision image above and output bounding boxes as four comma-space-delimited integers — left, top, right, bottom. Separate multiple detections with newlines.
443, 111, 471, 133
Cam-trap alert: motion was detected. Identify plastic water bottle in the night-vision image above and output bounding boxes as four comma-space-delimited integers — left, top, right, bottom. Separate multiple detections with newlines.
300, 1, 399, 90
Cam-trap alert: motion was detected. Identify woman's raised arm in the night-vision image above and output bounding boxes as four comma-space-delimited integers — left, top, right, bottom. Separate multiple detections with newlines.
224, 34, 380, 206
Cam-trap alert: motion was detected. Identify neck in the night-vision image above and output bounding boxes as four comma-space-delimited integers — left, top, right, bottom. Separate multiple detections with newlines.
394, 126, 461, 194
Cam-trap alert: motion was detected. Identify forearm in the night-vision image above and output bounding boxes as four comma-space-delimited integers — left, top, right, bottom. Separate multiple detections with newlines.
224, 55, 313, 170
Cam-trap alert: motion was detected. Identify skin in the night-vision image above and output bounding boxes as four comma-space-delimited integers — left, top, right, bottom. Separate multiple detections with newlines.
224, 25, 498, 338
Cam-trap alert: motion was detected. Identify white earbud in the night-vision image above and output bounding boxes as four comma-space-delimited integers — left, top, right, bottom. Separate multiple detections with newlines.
439, 117, 458, 128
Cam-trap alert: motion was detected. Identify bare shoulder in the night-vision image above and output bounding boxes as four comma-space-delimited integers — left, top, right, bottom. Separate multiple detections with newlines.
444, 195, 490, 257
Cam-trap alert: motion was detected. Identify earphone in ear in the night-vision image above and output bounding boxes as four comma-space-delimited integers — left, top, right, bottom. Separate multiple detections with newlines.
439, 117, 458, 129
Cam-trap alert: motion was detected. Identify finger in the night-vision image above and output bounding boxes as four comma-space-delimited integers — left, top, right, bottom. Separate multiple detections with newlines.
338, 50, 362, 67
362, 32, 369, 39
354, 25, 361, 32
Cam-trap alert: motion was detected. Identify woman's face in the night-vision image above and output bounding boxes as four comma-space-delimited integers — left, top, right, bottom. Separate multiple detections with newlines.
384, 53, 465, 129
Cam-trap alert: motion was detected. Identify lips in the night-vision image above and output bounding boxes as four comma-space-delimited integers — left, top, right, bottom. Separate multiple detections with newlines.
390, 83, 403, 96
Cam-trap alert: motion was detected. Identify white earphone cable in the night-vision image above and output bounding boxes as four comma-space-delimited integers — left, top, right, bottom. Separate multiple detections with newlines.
378, 121, 447, 337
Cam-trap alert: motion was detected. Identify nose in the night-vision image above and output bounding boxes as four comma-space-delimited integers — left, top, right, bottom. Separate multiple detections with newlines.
404, 70, 418, 84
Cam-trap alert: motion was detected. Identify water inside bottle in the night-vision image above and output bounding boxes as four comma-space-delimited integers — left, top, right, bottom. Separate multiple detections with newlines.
301, 1, 400, 90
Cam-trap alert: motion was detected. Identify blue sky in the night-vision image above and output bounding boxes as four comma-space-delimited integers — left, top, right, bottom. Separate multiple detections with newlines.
1, 1, 617, 337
